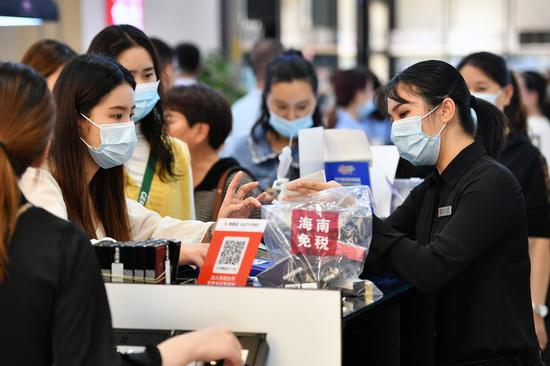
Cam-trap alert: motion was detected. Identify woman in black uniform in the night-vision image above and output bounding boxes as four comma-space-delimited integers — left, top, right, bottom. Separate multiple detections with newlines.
0, 63, 243, 365
366, 60, 543, 365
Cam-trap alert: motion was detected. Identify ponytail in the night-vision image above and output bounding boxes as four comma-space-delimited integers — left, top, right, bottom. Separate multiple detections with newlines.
0, 145, 20, 282
470, 96, 506, 159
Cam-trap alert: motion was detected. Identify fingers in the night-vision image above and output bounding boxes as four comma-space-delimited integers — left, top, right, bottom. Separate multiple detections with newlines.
225, 171, 244, 200
195, 244, 209, 266
261, 189, 277, 204
241, 197, 262, 209
224, 197, 263, 216
204, 327, 242, 366
225, 173, 261, 202
233, 181, 260, 200
282, 180, 343, 201
287, 187, 319, 195
224, 334, 243, 366
256, 191, 270, 203
283, 194, 301, 202
325, 180, 342, 190
178, 244, 209, 266
287, 180, 341, 192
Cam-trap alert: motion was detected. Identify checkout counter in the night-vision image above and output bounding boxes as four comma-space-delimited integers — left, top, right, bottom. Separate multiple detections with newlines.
105, 135, 418, 365
106, 274, 412, 366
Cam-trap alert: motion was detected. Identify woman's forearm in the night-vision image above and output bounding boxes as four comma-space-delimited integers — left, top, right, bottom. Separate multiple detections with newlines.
529, 237, 550, 305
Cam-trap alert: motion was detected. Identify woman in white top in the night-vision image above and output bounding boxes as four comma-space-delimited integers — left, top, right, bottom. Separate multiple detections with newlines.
20, 53, 265, 266
518, 71, 550, 164
88, 25, 196, 221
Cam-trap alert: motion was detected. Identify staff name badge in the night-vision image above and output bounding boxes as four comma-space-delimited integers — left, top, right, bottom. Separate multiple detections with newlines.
438, 206, 452, 218
197, 219, 267, 287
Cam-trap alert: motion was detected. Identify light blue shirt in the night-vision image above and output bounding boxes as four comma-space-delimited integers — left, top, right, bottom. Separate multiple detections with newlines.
224, 124, 300, 191
221, 88, 263, 157
334, 108, 392, 145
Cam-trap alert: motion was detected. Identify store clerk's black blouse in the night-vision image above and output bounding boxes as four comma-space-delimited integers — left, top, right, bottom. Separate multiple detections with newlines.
365, 141, 543, 365
0, 198, 160, 366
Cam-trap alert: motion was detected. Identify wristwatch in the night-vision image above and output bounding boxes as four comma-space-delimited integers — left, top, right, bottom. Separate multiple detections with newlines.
532, 303, 548, 318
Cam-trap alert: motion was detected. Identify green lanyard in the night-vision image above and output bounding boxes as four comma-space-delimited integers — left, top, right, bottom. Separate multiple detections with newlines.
138, 152, 157, 206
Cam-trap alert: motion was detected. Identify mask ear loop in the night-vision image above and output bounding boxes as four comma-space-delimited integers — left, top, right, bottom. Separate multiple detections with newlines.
420, 103, 440, 120
79, 113, 101, 128
419, 102, 447, 137
79, 113, 102, 149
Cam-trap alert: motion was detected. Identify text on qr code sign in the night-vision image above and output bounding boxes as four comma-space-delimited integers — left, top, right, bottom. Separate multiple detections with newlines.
214, 236, 250, 274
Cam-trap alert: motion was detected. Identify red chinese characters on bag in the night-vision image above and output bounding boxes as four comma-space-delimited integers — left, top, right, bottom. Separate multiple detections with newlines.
290, 209, 339, 256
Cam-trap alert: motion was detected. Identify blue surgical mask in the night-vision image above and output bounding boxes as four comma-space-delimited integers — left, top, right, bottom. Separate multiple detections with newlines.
358, 101, 377, 120
471, 90, 501, 106
133, 81, 160, 122
268, 112, 314, 138
391, 104, 446, 166
80, 113, 137, 169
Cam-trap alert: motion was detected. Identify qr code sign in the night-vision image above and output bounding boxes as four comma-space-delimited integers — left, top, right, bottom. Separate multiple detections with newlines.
214, 236, 249, 274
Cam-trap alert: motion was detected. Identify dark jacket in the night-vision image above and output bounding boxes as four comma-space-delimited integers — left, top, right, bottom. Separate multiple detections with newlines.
0, 198, 161, 366
365, 141, 543, 365
500, 127, 550, 238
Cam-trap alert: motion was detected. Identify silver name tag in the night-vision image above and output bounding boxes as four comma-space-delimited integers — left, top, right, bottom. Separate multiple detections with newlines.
438, 206, 452, 218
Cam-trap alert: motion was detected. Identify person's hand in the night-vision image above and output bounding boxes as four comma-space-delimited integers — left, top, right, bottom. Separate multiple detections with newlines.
284, 180, 342, 201
178, 243, 209, 266
262, 188, 277, 204
217, 171, 269, 219
534, 314, 548, 350
157, 326, 243, 366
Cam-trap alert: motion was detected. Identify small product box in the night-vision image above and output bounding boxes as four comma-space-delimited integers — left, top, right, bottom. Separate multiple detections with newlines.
144, 241, 167, 284
299, 128, 372, 187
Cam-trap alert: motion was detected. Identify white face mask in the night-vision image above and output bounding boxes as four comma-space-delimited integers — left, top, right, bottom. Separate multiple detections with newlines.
471, 89, 502, 106
133, 81, 160, 122
80, 113, 137, 169
391, 104, 446, 166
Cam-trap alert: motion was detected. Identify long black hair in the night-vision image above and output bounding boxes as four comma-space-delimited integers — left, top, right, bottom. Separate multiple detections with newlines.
375, 60, 506, 159
252, 50, 323, 141
522, 70, 550, 121
457, 52, 526, 133
50, 53, 134, 241
88, 24, 177, 181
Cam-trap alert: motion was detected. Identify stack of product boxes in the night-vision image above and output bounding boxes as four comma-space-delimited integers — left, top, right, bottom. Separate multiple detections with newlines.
92, 239, 181, 284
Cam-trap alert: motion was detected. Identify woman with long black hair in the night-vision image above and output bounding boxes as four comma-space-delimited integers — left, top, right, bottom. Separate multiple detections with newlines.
20, 54, 264, 267
225, 50, 324, 190
88, 24, 196, 221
